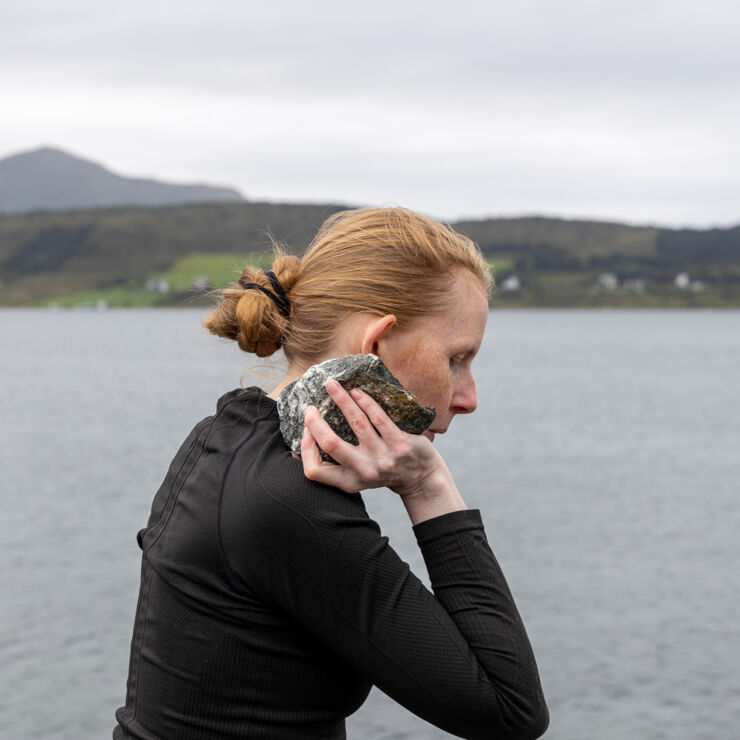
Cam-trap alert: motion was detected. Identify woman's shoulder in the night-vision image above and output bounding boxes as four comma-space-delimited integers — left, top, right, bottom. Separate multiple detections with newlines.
219, 426, 380, 590
213, 385, 275, 419
235, 430, 369, 526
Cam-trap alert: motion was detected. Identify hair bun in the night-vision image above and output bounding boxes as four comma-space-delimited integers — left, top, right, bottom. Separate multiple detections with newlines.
202, 254, 303, 357
270, 255, 301, 294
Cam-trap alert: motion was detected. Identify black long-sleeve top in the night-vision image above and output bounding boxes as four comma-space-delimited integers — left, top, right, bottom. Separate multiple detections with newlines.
114, 388, 548, 739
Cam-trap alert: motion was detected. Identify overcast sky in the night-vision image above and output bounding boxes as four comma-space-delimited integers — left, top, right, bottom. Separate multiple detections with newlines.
2, 0, 738, 227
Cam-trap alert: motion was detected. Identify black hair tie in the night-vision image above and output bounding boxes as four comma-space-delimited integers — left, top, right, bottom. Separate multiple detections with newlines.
239, 269, 291, 319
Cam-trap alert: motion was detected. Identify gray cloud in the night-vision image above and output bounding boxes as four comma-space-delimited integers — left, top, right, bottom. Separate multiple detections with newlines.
1, 0, 738, 225
4, 1, 738, 91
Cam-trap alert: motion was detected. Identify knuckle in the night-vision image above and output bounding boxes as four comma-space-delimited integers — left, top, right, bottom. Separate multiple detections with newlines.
340, 480, 361, 494
376, 456, 395, 476
395, 441, 412, 459
341, 408, 359, 424
357, 463, 377, 483
371, 412, 393, 433
351, 416, 371, 434
321, 437, 340, 454
370, 412, 387, 427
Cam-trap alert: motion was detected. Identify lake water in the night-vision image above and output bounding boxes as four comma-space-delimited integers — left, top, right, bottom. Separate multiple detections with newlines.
1, 308, 739, 740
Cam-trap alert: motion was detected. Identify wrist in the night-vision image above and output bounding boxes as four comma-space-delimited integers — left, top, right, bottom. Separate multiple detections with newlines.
400, 466, 467, 526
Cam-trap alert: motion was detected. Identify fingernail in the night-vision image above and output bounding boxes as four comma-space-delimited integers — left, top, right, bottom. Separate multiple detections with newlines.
350, 388, 362, 399
326, 379, 340, 392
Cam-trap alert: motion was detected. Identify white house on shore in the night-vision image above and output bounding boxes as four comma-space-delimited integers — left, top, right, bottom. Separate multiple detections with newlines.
623, 278, 647, 292
674, 272, 705, 292
675, 272, 690, 289
500, 275, 521, 291
191, 276, 212, 291
145, 278, 170, 294
596, 272, 619, 291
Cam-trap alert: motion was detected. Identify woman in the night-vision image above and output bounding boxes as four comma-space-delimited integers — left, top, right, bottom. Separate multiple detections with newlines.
114, 208, 549, 739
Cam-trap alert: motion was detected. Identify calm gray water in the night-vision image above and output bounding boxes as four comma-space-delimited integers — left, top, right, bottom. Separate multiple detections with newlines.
1, 308, 739, 740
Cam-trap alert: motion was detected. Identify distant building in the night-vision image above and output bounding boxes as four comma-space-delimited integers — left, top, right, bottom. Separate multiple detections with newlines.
596, 272, 619, 291
623, 278, 647, 293
146, 277, 170, 294
191, 276, 212, 291
500, 275, 521, 291
674, 272, 690, 289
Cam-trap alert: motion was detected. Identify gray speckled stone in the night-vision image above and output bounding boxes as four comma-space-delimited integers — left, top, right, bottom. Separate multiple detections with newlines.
277, 353, 436, 462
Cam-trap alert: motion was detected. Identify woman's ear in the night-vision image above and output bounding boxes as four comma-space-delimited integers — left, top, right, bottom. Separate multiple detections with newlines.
360, 314, 396, 356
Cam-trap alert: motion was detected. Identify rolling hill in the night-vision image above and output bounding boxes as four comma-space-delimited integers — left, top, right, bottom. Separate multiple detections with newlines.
0, 201, 738, 307
0, 147, 244, 214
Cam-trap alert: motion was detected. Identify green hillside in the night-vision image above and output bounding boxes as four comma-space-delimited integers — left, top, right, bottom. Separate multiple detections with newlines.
462, 217, 740, 307
0, 202, 738, 308
0, 202, 343, 306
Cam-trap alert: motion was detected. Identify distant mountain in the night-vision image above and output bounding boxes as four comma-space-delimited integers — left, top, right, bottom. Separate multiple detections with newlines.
0, 146, 245, 213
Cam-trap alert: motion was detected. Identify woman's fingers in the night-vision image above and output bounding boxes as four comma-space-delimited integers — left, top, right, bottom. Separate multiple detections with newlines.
302, 404, 348, 461
325, 379, 381, 445
299, 384, 435, 495
302, 404, 366, 474
299, 420, 321, 467
300, 409, 362, 492
348, 387, 399, 438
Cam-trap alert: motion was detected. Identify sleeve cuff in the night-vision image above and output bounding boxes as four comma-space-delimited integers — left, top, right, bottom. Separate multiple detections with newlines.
412, 508, 483, 546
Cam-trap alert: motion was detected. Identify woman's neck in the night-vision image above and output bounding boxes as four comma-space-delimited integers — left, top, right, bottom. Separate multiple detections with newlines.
267, 364, 310, 401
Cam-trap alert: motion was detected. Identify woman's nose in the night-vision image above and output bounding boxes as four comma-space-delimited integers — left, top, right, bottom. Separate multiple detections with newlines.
452, 375, 477, 414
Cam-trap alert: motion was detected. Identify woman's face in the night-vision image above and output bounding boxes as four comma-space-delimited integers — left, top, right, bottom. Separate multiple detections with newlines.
379, 271, 489, 442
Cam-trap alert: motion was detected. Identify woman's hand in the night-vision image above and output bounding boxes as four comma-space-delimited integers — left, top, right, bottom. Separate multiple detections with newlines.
300, 380, 455, 501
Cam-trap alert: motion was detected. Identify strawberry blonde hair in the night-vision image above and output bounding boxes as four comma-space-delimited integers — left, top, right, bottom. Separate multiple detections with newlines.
203, 207, 492, 363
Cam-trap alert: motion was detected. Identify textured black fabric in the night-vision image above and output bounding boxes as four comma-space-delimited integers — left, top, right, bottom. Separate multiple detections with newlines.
114, 388, 548, 740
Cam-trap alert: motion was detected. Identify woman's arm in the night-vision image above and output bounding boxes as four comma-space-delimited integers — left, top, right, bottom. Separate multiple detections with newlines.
224, 384, 548, 739
230, 465, 548, 740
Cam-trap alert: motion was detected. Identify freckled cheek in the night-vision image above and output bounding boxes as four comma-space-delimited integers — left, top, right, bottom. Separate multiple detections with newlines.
387, 342, 450, 409
400, 362, 449, 410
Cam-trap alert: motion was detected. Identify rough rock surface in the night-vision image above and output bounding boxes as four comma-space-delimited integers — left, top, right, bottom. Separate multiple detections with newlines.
277, 353, 436, 462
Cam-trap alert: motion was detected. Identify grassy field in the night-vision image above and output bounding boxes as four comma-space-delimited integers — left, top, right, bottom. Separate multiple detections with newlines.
48, 255, 514, 308
161, 252, 274, 291
486, 257, 514, 276
44, 251, 274, 307
43, 257, 740, 309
